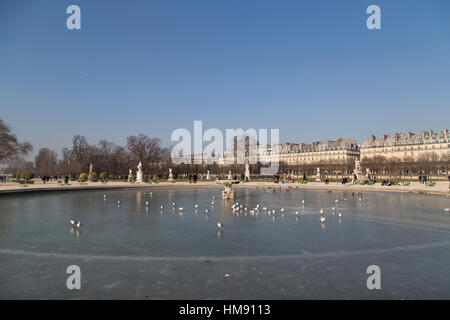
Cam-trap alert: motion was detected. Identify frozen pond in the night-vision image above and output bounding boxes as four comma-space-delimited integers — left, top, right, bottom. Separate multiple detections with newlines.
1, 187, 450, 299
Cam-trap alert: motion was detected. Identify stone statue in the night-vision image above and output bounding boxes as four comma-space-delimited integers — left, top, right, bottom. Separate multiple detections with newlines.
128, 169, 133, 182
244, 161, 250, 181
206, 170, 210, 180
136, 161, 144, 183
353, 159, 365, 182
315, 167, 321, 182
88, 163, 93, 181
227, 171, 232, 180
168, 168, 173, 182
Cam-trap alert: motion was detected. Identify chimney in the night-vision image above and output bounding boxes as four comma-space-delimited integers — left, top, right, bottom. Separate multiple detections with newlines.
445, 129, 449, 139
371, 135, 376, 142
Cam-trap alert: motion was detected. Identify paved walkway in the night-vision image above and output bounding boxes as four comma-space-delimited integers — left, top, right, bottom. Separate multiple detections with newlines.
0, 180, 449, 196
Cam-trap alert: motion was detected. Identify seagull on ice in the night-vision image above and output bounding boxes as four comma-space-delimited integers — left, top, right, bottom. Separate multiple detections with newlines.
195, 204, 198, 209
145, 201, 149, 206
70, 220, 81, 228
320, 208, 323, 214
217, 221, 224, 229
319, 215, 325, 223
338, 212, 342, 217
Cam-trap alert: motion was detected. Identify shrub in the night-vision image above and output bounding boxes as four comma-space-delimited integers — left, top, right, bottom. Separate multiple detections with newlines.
100, 172, 107, 181
90, 172, 98, 182
79, 172, 87, 182
21, 172, 34, 181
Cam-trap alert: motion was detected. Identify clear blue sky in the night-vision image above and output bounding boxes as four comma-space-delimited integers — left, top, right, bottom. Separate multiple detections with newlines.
1, 0, 449, 158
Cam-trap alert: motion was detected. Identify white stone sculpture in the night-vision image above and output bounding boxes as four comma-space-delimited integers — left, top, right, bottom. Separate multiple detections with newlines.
136, 162, 143, 183
244, 161, 250, 181
315, 167, 321, 182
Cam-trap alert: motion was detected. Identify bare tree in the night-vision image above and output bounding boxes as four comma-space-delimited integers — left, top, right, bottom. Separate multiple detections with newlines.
35, 148, 58, 175
0, 118, 32, 163
126, 134, 162, 172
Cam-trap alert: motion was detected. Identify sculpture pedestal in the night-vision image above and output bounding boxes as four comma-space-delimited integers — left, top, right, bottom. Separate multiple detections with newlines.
168, 173, 173, 182
315, 175, 321, 182
136, 171, 143, 183
216, 180, 239, 200
222, 188, 235, 199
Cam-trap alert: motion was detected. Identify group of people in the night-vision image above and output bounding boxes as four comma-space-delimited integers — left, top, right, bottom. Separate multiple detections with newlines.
0, 175, 8, 183
418, 175, 428, 184
188, 174, 199, 183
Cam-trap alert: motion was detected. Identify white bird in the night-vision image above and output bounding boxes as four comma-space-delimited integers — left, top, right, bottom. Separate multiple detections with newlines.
358, 198, 362, 202
205, 209, 209, 213
263, 207, 267, 211
320, 208, 323, 214
160, 205, 164, 209
117, 200, 121, 204
146, 201, 149, 206
335, 199, 339, 203
172, 202, 176, 206
195, 204, 198, 209
332, 207, 335, 211
444, 208, 450, 212
217, 221, 223, 229
212, 196, 215, 200
70, 220, 81, 228
178, 207, 183, 211
338, 212, 342, 217
320, 215, 325, 223
295, 211, 299, 215
103, 194, 106, 198
281, 208, 285, 212
302, 200, 305, 204
211, 201, 214, 205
